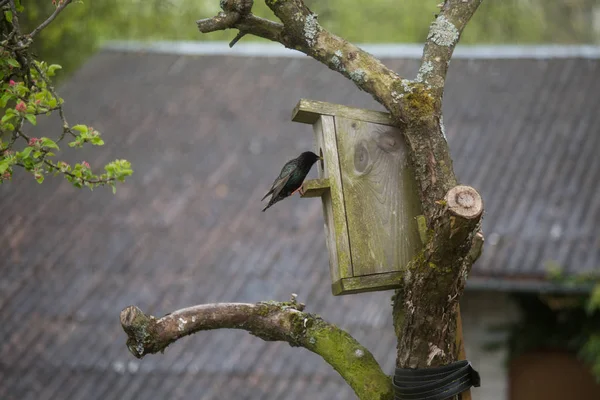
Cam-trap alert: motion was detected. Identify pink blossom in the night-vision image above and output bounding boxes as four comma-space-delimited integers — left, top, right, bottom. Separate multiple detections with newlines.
9, 80, 16, 86
28, 138, 40, 146
81, 161, 90, 169
15, 101, 26, 112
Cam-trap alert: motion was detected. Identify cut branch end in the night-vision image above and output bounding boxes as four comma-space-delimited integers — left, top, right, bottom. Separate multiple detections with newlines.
445, 185, 483, 219
120, 305, 157, 358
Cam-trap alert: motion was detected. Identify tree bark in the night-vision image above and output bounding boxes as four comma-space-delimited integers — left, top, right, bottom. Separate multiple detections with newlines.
121, 297, 393, 400
121, 1, 486, 398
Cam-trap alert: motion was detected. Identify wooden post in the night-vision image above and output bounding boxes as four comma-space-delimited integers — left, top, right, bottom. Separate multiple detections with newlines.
455, 304, 472, 400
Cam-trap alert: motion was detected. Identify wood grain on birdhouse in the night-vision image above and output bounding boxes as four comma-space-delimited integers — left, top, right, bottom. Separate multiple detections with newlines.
293, 99, 423, 295
335, 117, 422, 276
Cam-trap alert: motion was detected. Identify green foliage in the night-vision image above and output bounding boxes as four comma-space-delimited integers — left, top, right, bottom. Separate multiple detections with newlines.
1, 2, 131, 191
544, 266, 600, 380
94, 0, 598, 45
17, 0, 119, 80
588, 284, 600, 314
584, 283, 600, 380
488, 264, 600, 381
582, 333, 600, 380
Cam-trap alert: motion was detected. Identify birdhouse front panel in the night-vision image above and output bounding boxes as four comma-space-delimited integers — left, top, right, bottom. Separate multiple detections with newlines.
292, 99, 423, 295
334, 117, 422, 277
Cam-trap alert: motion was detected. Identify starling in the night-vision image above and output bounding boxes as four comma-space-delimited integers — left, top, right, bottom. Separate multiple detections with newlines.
261, 151, 322, 212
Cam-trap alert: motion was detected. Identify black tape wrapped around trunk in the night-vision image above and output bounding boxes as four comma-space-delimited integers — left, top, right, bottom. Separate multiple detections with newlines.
393, 360, 481, 400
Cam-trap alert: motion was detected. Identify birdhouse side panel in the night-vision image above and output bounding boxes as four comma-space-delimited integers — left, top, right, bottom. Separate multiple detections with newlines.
313, 116, 352, 282
334, 116, 422, 276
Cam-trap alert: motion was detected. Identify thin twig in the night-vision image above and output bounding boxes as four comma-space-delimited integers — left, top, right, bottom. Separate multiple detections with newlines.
12, 128, 113, 185
2, 117, 26, 152
28, 0, 73, 39
33, 106, 61, 115
229, 31, 246, 47
31, 60, 73, 140
43, 159, 115, 185
7, 0, 21, 34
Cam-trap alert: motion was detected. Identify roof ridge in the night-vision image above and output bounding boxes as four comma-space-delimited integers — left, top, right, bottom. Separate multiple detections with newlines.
103, 40, 600, 59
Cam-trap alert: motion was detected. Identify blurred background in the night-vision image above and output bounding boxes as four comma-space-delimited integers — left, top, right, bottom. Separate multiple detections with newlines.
20, 0, 600, 77
2, 1, 600, 400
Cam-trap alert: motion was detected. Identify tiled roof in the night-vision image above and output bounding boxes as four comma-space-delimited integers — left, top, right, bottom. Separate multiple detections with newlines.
1, 49, 599, 399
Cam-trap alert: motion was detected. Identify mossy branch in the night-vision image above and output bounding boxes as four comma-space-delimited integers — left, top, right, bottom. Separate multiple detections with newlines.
120, 296, 393, 400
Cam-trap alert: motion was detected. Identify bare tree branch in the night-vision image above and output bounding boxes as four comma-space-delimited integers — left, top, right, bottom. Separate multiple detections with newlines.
418, 0, 483, 98
196, 11, 243, 33
120, 297, 393, 400
197, 1, 412, 122
198, 13, 283, 43
28, 0, 73, 39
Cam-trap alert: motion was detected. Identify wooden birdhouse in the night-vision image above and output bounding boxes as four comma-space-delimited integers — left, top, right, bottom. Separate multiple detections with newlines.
292, 99, 423, 295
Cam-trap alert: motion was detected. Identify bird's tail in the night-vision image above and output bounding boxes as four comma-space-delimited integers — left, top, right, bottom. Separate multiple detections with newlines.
262, 201, 273, 212
261, 190, 273, 202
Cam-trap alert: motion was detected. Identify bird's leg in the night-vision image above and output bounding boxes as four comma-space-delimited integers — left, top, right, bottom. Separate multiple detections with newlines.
291, 185, 305, 196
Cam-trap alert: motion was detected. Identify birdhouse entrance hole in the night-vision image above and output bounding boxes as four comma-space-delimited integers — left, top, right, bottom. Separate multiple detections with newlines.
292, 99, 423, 295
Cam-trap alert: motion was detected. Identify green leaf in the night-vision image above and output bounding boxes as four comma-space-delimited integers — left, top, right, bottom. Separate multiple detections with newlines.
6, 58, 19, 68
68, 138, 84, 148
71, 124, 88, 134
4, 11, 13, 23
0, 93, 12, 108
25, 114, 37, 126
40, 137, 60, 150
90, 136, 104, 146
1, 113, 15, 124
18, 147, 33, 159
47, 64, 63, 77
35, 174, 44, 184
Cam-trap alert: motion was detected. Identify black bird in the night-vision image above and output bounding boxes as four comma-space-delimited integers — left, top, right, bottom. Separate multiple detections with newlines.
261, 151, 322, 212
